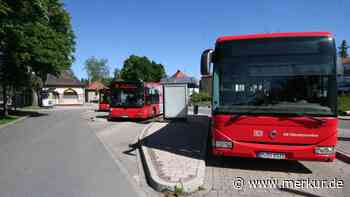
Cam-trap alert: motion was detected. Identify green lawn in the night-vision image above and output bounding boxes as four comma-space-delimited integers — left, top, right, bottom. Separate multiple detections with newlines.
338, 94, 350, 115
0, 115, 20, 125
0, 108, 43, 125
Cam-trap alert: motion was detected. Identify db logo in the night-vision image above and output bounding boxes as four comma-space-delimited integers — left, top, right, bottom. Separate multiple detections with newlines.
269, 130, 277, 139
253, 130, 264, 137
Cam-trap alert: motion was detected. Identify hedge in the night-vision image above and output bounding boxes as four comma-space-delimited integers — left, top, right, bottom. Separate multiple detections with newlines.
191, 92, 211, 104
338, 94, 350, 115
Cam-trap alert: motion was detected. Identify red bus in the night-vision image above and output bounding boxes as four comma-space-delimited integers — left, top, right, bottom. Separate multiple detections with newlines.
108, 81, 163, 119
98, 89, 110, 111
201, 32, 337, 161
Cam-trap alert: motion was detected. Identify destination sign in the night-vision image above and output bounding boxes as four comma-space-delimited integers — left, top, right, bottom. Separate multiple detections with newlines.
114, 83, 138, 89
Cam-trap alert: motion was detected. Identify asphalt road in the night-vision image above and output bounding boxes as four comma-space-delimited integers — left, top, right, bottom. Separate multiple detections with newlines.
0, 108, 140, 197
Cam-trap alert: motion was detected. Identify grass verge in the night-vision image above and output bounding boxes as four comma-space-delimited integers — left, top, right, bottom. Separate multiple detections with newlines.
0, 108, 45, 126
0, 115, 20, 125
338, 94, 350, 115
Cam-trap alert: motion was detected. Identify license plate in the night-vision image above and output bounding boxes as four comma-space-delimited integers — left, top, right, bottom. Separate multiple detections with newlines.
120, 115, 128, 118
257, 152, 286, 160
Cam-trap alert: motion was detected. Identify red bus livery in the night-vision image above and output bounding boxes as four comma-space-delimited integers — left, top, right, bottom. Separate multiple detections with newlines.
98, 89, 110, 111
108, 81, 163, 119
201, 32, 337, 161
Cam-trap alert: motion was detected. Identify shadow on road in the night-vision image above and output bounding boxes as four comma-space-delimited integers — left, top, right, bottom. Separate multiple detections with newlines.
278, 187, 322, 197
95, 115, 109, 119
123, 143, 139, 156
140, 115, 209, 160
94, 108, 111, 112
127, 112, 313, 175
8, 110, 48, 118
338, 137, 350, 141
104, 115, 163, 125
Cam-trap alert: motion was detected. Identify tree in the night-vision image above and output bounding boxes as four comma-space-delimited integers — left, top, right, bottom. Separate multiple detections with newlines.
120, 55, 166, 82
0, 1, 10, 16
0, 0, 75, 116
101, 77, 113, 87
80, 78, 89, 86
84, 57, 110, 82
29, 74, 43, 107
339, 40, 349, 58
113, 67, 121, 80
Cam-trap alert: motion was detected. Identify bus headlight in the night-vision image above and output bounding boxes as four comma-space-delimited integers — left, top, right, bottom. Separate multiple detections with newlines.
315, 146, 335, 155
215, 140, 233, 148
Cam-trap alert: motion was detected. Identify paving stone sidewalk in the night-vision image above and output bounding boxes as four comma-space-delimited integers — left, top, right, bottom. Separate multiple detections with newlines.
140, 116, 209, 194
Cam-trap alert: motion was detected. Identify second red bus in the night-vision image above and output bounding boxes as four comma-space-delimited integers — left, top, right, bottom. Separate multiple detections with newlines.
108, 81, 163, 119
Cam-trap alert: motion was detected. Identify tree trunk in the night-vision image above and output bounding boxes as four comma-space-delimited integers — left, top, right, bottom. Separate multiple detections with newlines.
2, 84, 8, 116
37, 89, 40, 106
11, 86, 17, 111
32, 88, 39, 106
13, 94, 17, 111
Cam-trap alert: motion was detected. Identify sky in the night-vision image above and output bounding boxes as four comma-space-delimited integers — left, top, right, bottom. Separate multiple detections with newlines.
63, 0, 349, 80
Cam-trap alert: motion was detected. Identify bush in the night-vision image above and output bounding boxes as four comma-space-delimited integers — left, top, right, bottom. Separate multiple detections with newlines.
338, 94, 350, 115
191, 92, 211, 104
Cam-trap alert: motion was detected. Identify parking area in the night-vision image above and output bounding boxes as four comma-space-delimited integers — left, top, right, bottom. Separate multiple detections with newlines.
198, 152, 349, 197
86, 107, 350, 197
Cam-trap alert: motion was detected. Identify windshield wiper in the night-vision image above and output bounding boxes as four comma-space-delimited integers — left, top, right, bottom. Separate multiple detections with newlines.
224, 114, 242, 126
292, 113, 326, 124
223, 107, 263, 126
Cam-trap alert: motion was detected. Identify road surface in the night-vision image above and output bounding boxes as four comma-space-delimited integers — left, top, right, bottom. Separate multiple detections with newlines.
0, 107, 141, 197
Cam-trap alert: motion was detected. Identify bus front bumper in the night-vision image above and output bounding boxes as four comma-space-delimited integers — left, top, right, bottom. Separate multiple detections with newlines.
212, 136, 337, 162
109, 108, 148, 119
99, 103, 110, 111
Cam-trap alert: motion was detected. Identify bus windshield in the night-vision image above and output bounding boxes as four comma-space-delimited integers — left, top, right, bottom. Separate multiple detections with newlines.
100, 92, 110, 104
110, 84, 144, 107
212, 37, 337, 116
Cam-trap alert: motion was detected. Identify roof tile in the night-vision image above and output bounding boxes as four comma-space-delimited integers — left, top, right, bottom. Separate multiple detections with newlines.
45, 70, 84, 87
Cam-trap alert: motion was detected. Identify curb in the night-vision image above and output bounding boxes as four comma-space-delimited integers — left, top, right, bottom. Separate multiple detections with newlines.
338, 116, 350, 120
336, 151, 350, 164
138, 122, 206, 193
93, 125, 148, 197
0, 116, 29, 130
138, 123, 167, 192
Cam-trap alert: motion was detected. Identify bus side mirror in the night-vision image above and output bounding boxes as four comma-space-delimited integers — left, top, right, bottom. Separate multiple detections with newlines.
201, 49, 214, 75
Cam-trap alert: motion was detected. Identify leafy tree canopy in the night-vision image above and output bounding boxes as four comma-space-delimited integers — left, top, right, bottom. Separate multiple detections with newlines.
0, 1, 10, 16
101, 77, 113, 87
113, 67, 121, 80
120, 55, 166, 82
0, 0, 75, 115
84, 56, 110, 82
1, 0, 75, 79
80, 78, 89, 86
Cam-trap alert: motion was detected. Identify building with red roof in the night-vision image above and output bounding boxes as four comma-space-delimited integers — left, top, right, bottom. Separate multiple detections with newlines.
161, 70, 199, 95
85, 81, 109, 103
